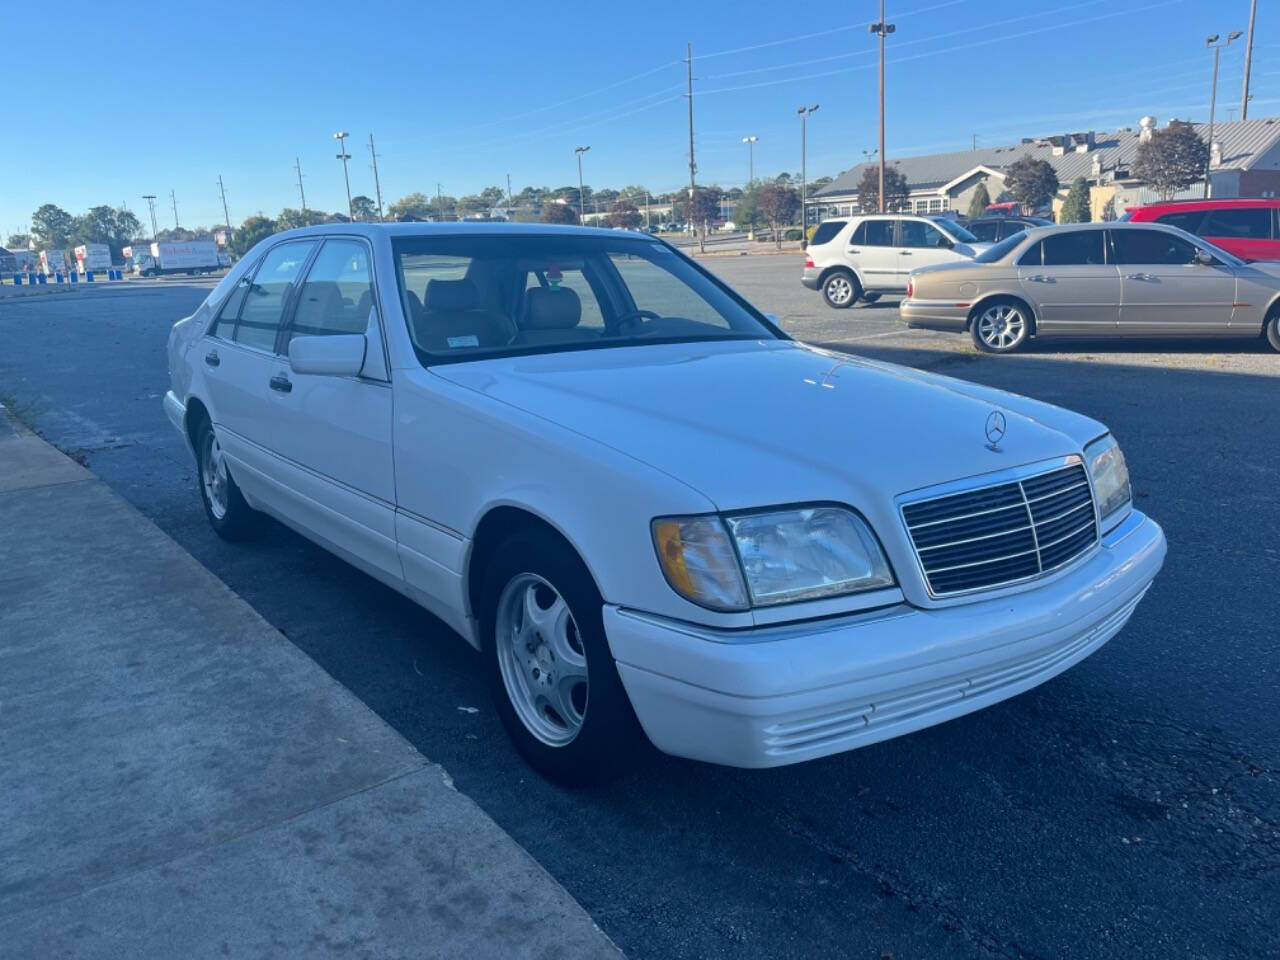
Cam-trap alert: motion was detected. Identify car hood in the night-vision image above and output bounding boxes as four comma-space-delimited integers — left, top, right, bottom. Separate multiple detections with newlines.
954, 241, 992, 257
433, 339, 1104, 511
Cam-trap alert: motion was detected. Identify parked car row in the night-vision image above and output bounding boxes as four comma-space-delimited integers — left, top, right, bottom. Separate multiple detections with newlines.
803, 198, 1280, 353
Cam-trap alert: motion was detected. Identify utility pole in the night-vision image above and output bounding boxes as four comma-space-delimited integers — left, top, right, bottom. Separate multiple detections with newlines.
437, 183, 444, 222
972, 133, 977, 151
1205, 32, 1243, 198
870, 3, 895, 213
1241, 0, 1258, 120
217, 175, 231, 233
685, 42, 702, 249
333, 131, 354, 221
798, 104, 818, 227
507, 173, 513, 211
742, 135, 758, 185
169, 190, 179, 229
141, 195, 158, 240
574, 146, 590, 222
294, 157, 307, 212
368, 133, 385, 222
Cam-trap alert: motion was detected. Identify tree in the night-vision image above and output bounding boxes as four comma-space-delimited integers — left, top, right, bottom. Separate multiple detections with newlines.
31, 204, 74, 248
1131, 119, 1209, 200
388, 192, 434, 221
350, 195, 378, 221
856, 165, 909, 212
967, 181, 991, 219
608, 199, 641, 230
759, 184, 800, 249
479, 186, 506, 208
541, 202, 579, 225
1059, 177, 1091, 224
6, 233, 30, 249
734, 181, 763, 233
275, 207, 327, 231
1101, 196, 1117, 221
1004, 154, 1059, 211
229, 215, 275, 258
687, 188, 722, 252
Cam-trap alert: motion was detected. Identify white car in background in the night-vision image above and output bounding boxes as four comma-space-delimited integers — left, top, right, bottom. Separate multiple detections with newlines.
165, 223, 1165, 783
803, 214, 991, 307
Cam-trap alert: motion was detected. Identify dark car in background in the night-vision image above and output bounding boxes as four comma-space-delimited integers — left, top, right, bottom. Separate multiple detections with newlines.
1125, 198, 1280, 261
959, 216, 1054, 243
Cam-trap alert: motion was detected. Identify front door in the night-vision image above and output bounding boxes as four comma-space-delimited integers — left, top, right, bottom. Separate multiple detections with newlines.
201, 239, 317, 513
897, 218, 960, 280
1017, 228, 1121, 335
848, 218, 899, 290
1112, 228, 1235, 334
267, 237, 400, 583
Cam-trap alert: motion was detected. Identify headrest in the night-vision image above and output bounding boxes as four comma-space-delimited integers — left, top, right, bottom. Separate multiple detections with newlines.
523, 286, 582, 330
425, 278, 478, 312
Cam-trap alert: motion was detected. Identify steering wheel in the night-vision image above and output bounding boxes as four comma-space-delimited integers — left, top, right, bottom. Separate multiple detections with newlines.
613, 309, 661, 335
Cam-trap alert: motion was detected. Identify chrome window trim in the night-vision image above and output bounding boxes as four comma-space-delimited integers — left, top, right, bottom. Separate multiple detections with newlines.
895, 454, 1102, 601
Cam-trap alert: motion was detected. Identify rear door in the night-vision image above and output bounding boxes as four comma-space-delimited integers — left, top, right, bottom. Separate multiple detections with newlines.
1197, 207, 1277, 262
201, 239, 317, 512
1112, 228, 1235, 333
847, 218, 899, 290
1017, 228, 1120, 334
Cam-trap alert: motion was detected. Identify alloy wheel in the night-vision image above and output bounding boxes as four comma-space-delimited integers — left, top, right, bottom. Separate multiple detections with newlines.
201, 431, 229, 520
977, 304, 1026, 351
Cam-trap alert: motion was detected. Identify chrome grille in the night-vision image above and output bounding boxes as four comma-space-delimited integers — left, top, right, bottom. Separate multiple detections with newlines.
902, 462, 1098, 596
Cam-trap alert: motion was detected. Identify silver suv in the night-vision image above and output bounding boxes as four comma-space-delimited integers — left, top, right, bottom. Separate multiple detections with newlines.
801, 214, 990, 308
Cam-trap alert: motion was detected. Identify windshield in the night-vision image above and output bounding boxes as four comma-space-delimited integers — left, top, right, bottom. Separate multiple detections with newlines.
393, 234, 778, 363
973, 231, 1028, 262
933, 219, 979, 243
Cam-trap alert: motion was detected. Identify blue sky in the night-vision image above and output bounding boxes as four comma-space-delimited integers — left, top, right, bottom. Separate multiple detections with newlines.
5, 0, 1276, 236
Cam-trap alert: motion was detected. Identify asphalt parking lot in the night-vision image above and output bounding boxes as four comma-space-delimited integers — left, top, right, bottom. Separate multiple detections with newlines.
1, 265, 1276, 959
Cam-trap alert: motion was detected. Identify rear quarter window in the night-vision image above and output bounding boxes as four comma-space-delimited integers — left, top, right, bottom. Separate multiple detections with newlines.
809, 221, 846, 246
1153, 211, 1206, 233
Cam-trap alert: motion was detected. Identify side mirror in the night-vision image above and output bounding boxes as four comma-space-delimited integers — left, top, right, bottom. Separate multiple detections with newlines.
1194, 250, 1215, 266
937, 237, 953, 249
288, 334, 366, 377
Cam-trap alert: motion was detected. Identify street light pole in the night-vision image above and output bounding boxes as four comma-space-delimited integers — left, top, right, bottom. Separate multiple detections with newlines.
574, 146, 590, 222
368, 133, 385, 222
869, 4, 895, 213
797, 104, 818, 226
1204, 32, 1243, 198
141, 195, 158, 241
217, 175, 231, 234
333, 131, 353, 221
742, 135, 758, 185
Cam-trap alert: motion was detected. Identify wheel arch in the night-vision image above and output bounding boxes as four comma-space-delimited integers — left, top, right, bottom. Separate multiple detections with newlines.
966, 291, 1039, 334
184, 395, 211, 448
817, 263, 863, 291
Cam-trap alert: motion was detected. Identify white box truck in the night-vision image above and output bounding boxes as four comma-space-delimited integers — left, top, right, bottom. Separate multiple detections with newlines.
40, 249, 68, 276
74, 243, 112, 275
128, 240, 220, 276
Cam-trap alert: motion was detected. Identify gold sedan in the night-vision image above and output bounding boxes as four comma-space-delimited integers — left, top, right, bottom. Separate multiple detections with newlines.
900, 222, 1280, 353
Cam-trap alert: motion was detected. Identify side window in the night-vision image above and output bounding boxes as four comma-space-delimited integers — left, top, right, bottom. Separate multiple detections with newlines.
288, 239, 374, 345
1016, 241, 1043, 266
1040, 231, 1107, 266
1111, 229, 1197, 266
968, 220, 1000, 242
210, 271, 254, 339
856, 220, 894, 246
234, 241, 316, 351
1154, 211, 1206, 233
900, 220, 946, 249
1199, 208, 1271, 239
809, 220, 846, 246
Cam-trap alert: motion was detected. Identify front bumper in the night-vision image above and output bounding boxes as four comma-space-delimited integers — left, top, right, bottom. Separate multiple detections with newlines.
607, 510, 1166, 768
899, 298, 969, 331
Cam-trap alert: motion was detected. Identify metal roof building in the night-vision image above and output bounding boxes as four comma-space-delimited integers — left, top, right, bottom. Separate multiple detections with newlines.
810, 115, 1280, 221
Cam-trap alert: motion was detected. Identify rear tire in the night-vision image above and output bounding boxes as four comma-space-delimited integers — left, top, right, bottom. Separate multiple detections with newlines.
479, 527, 639, 785
195, 417, 262, 541
971, 298, 1031, 354
822, 270, 860, 309
1265, 308, 1280, 352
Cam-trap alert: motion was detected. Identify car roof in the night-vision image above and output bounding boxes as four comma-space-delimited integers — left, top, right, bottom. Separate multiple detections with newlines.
267, 221, 632, 242
1015, 221, 1194, 240
1130, 197, 1280, 210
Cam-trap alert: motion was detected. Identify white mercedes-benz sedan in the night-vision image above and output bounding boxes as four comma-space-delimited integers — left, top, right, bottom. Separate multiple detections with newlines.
165, 223, 1166, 782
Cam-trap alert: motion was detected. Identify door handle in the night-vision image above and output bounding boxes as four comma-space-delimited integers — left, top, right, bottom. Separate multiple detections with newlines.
899, 251, 913, 256
848, 248, 861, 254
1124, 273, 1152, 280
1026, 274, 1053, 282
204, 350, 220, 367
268, 374, 292, 394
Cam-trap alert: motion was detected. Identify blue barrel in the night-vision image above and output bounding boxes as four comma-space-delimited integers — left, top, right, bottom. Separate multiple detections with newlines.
55, 272, 63, 283
70, 271, 78, 283
86, 271, 94, 282
11, 274, 19, 285
37, 274, 46, 284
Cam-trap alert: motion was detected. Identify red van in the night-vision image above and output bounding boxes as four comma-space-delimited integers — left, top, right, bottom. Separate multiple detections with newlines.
1125, 198, 1280, 261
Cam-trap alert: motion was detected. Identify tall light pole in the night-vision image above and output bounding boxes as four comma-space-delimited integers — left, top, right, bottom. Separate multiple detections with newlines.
141, 195, 158, 240
742, 135, 758, 186
1241, 0, 1257, 120
217, 175, 231, 234
1204, 32, 1243, 198
797, 103, 818, 226
574, 145, 590, 222
169, 190, 179, 229
869, 5, 895, 213
294, 157, 307, 212
367, 133, 385, 222
333, 131, 354, 221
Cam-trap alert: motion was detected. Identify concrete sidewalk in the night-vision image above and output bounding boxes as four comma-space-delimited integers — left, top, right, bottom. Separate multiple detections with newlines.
0, 407, 619, 958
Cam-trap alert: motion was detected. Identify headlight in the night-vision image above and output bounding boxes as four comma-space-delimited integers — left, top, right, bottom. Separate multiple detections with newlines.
1085, 434, 1131, 532
653, 506, 894, 610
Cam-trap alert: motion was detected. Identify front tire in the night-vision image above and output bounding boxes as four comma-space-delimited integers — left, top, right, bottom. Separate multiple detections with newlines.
971, 299, 1031, 354
822, 270, 859, 309
480, 527, 639, 785
860, 292, 882, 305
196, 418, 262, 540
1265, 308, 1280, 352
